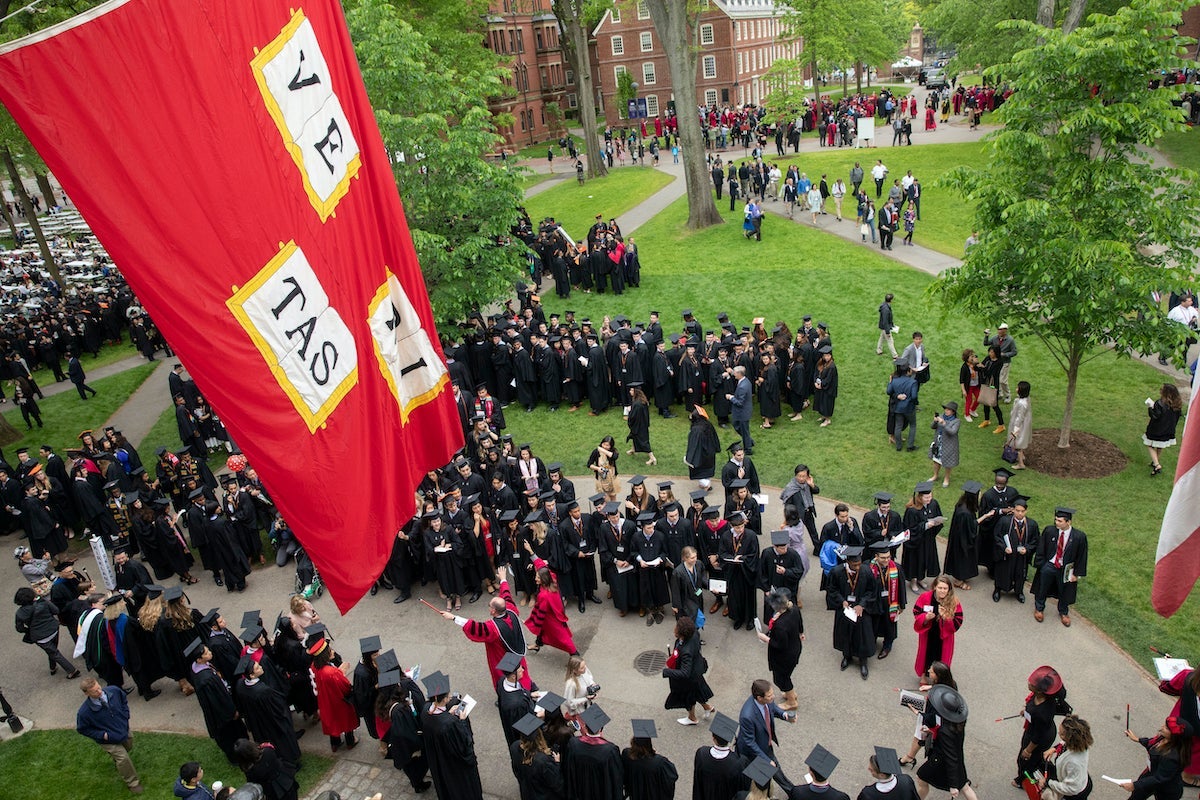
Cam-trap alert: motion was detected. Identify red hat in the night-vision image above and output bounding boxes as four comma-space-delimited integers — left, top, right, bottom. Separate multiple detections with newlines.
1028, 665, 1062, 695
306, 638, 329, 657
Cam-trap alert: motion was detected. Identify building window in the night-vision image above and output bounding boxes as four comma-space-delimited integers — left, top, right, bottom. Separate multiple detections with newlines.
642, 62, 656, 84
736, 21, 742, 41
646, 95, 659, 116
611, 7, 620, 22
700, 24, 714, 45
611, 35, 624, 55
614, 65, 627, 86
566, 69, 575, 85
567, 92, 578, 108
737, 52, 743, 74
705, 89, 718, 106
703, 55, 716, 79
637, 1, 649, 20
536, 29, 544, 49
516, 29, 524, 53
640, 31, 653, 51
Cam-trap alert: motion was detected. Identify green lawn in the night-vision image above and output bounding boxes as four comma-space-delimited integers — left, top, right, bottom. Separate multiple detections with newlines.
1, 362, 156, 453
515, 133, 588, 160
502, 193, 1200, 672
1156, 125, 1198, 171
25, 340, 142, 389
763, 140, 984, 258
0, 729, 332, 800
523, 166, 675, 240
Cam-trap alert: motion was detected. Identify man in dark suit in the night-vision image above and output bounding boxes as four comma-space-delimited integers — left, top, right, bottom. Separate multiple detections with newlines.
1032, 507, 1087, 627
736, 679, 796, 792
820, 504, 864, 549
727, 366, 754, 455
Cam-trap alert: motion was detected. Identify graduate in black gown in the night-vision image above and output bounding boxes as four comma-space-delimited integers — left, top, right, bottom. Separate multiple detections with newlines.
791, 745, 851, 800
565, 704, 624, 800
992, 496, 1036, 603
901, 483, 945, 593
693, 713, 749, 800
352, 637, 382, 740
826, 547, 879, 680
510, 714, 565, 800
497, 652, 539, 748
201, 608, 243, 684
420, 671, 483, 800
857, 747, 920, 800
233, 739, 299, 800
383, 669, 430, 794
720, 512, 759, 631
185, 638, 248, 762
622, 719, 679, 800
233, 655, 302, 768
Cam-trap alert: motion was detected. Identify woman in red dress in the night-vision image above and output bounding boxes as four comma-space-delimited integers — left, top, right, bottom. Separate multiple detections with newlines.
912, 575, 964, 678
925, 98, 937, 131
525, 553, 578, 656
309, 638, 360, 752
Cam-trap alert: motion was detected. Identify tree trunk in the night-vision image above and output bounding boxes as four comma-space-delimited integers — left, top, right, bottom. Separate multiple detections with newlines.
1061, 0, 1088, 34
1036, 0, 1056, 29
645, 0, 722, 229
856, 61, 863, 94
0, 194, 18, 243
554, 1, 608, 179
0, 413, 21, 448
34, 171, 55, 211
3, 146, 61, 287
1057, 353, 1080, 448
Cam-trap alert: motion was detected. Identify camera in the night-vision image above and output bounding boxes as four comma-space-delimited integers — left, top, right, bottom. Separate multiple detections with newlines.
587, 684, 601, 696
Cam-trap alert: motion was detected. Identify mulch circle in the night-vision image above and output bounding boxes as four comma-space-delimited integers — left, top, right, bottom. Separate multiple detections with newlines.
1025, 429, 1128, 479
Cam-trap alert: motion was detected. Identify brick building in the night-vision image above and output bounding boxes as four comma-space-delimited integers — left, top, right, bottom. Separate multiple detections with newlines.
589, 0, 801, 125
484, 0, 576, 148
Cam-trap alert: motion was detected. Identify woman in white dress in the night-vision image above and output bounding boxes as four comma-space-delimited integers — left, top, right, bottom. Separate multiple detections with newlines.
1009, 381, 1033, 470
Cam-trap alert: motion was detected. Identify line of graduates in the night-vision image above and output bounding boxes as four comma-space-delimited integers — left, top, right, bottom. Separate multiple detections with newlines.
444, 303, 835, 426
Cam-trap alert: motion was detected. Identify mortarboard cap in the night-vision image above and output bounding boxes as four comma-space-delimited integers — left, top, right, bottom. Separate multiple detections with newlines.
729, 478, 749, 489
727, 441, 744, 453
915, 481, 934, 494
806, 744, 840, 778
702, 505, 720, 518
579, 704, 610, 733
241, 610, 262, 630
874, 746, 902, 776
818, 344, 833, 354
656, 481, 673, 490
423, 671, 451, 697
359, 635, 382, 654
631, 719, 658, 739
727, 511, 747, 525
103, 479, 120, 490
628, 475, 645, 486
233, 654, 255, 677
873, 491, 893, 504
689, 490, 707, 502
710, 711, 738, 742
536, 691, 566, 713
144, 584, 164, 599
378, 669, 402, 689
163, 585, 183, 602
961, 480, 984, 494
636, 511, 657, 526
1013, 495, 1031, 508
200, 608, 220, 627
603, 501, 621, 515
496, 652, 524, 675
513, 713, 544, 738
183, 637, 205, 661
240, 624, 265, 643
589, 493, 605, 505
187, 488, 205, 500
681, 309, 694, 317
744, 756, 779, 788
869, 540, 893, 553
498, 509, 519, 523
376, 649, 400, 674
770, 530, 790, 547
842, 545, 865, 560
547, 462, 563, 472
564, 500, 579, 511
524, 510, 544, 524
1054, 506, 1075, 520
992, 467, 1015, 480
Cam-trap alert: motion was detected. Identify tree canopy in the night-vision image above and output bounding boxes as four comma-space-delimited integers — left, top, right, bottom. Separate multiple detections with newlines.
931, 0, 1200, 447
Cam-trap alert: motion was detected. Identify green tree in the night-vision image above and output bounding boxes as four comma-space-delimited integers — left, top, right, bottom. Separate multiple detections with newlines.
554, 0, 610, 179
616, 69, 637, 108
345, 0, 526, 328
931, 0, 1200, 449
773, 0, 853, 111
642, 0, 722, 229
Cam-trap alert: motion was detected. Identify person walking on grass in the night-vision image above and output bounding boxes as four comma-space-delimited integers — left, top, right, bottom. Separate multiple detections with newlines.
77, 676, 144, 794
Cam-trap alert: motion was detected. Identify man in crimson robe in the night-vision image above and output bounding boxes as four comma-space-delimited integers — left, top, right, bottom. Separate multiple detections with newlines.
440, 565, 533, 691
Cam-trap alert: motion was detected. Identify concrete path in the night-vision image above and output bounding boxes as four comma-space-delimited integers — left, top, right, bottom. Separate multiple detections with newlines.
0, 471, 1177, 800
104, 359, 173, 449
31, 354, 152, 401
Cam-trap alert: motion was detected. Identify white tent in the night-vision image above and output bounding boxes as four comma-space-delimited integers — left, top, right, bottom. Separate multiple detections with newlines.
892, 56, 922, 68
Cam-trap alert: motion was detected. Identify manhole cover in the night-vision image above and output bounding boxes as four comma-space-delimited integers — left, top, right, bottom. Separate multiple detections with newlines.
633, 650, 667, 676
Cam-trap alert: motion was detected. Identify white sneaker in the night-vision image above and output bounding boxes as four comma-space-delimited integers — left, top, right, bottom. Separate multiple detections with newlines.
703, 708, 714, 720
677, 717, 698, 726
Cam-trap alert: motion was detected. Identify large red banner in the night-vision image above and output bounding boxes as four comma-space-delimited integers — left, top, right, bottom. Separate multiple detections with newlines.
0, 0, 463, 611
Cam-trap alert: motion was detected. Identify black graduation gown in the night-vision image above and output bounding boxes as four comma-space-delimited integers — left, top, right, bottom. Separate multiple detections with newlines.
155, 616, 198, 681
191, 664, 249, 759
587, 344, 612, 412
719, 529, 759, 628
564, 736, 624, 800
513, 347, 538, 408
857, 775, 921, 800
693, 747, 749, 800
387, 688, 428, 781
421, 706, 484, 800
510, 741, 565, 800
791, 785, 852, 800
352, 663, 380, 739
272, 635, 318, 716
497, 681, 537, 747
826, 564, 879, 659
993, 515, 1038, 593
757, 363, 782, 418
599, 520, 639, 612
424, 525, 466, 597
813, 362, 838, 417
862, 509, 904, 553
243, 746, 299, 800
902, 502, 944, 582
235, 677, 302, 767
631, 529, 671, 607
663, 633, 713, 709
626, 401, 651, 452
942, 505, 979, 582
652, 352, 675, 410
621, 751, 679, 800
977, 485, 1018, 571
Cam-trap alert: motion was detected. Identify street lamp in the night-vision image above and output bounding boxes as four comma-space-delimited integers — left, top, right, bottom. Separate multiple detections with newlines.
518, 61, 532, 146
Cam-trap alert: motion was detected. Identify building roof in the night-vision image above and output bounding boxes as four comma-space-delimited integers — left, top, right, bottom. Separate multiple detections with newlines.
593, 0, 781, 36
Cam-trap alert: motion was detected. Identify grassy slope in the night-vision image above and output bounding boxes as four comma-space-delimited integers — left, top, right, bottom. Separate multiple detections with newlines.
523, 166, 674, 239
502, 194, 1200, 670
0, 729, 332, 800
1156, 125, 1198, 171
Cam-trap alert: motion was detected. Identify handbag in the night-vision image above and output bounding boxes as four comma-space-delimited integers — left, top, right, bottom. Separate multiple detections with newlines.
979, 385, 998, 407
1002, 436, 1019, 464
